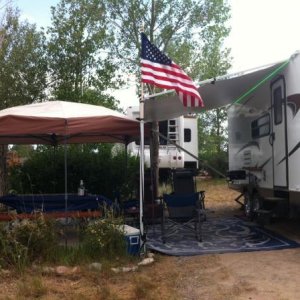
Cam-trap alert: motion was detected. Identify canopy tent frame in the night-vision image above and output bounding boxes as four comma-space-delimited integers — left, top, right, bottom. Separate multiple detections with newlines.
0, 101, 146, 227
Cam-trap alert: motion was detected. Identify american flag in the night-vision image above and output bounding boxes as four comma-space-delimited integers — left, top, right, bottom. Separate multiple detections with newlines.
140, 33, 204, 108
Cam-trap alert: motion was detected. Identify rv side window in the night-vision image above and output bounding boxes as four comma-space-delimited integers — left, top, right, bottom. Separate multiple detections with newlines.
184, 129, 191, 142
159, 120, 168, 145
251, 114, 270, 138
274, 87, 283, 125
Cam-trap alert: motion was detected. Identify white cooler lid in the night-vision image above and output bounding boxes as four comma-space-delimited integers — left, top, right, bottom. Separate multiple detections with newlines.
121, 225, 140, 235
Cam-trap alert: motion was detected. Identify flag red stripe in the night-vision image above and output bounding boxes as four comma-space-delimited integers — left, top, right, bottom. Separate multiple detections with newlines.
142, 77, 202, 101
191, 97, 195, 107
141, 62, 191, 81
141, 70, 199, 90
142, 78, 184, 92
181, 93, 187, 107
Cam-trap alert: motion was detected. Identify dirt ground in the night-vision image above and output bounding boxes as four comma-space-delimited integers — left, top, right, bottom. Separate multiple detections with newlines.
1, 179, 300, 299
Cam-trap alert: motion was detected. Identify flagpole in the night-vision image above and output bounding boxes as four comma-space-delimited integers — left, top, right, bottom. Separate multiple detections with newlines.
139, 88, 145, 237
139, 30, 145, 245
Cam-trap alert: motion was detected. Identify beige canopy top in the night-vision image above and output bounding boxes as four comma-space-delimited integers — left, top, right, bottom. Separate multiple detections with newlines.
0, 100, 143, 145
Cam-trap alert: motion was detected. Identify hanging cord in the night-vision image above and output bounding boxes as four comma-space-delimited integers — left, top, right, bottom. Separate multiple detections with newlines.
229, 59, 290, 107
154, 130, 227, 178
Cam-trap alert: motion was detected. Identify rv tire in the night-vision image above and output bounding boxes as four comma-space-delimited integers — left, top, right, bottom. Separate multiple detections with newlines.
252, 193, 262, 214
243, 191, 252, 218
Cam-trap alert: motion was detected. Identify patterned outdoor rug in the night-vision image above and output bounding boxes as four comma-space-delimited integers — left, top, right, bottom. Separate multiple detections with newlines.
146, 217, 300, 256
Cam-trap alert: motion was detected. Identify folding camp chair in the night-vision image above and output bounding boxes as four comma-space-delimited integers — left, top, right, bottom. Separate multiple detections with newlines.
172, 169, 205, 210
161, 192, 206, 243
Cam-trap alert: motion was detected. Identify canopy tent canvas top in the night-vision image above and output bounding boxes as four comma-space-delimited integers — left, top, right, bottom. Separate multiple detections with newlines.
143, 57, 291, 121
0, 100, 148, 231
0, 100, 145, 145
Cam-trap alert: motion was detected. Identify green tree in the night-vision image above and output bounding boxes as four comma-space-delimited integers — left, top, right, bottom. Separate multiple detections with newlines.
47, 0, 122, 109
0, 7, 47, 108
198, 109, 228, 176
195, 6, 231, 176
103, 0, 231, 190
0, 7, 48, 195
104, 0, 230, 74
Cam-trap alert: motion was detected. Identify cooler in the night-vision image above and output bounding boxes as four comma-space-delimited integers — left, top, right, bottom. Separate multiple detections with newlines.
122, 225, 140, 255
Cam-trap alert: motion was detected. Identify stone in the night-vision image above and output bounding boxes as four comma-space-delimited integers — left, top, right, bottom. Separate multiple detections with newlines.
55, 265, 79, 275
138, 257, 154, 266
88, 262, 102, 271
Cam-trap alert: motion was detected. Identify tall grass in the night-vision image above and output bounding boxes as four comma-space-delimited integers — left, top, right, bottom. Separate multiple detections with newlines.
159, 177, 228, 195
133, 275, 159, 299
16, 276, 48, 298
0, 214, 58, 272
0, 209, 132, 272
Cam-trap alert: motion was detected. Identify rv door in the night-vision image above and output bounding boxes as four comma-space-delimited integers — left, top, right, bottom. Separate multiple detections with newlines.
270, 76, 288, 188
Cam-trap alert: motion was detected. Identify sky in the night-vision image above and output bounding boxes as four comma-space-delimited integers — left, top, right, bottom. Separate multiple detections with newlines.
228, 0, 300, 72
14, 0, 300, 108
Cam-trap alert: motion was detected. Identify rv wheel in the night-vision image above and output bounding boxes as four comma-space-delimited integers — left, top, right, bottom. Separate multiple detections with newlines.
252, 193, 261, 212
243, 191, 252, 218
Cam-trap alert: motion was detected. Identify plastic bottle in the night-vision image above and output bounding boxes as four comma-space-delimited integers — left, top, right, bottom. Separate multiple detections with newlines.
78, 179, 85, 196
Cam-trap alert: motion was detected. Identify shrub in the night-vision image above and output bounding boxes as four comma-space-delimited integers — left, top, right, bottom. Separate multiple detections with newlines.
0, 212, 131, 270
82, 209, 127, 259
0, 223, 28, 271
0, 214, 58, 270
8, 144, 139, 200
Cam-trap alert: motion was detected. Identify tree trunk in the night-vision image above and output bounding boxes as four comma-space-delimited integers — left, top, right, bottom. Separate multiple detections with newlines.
150, 121, 159, 199
0, 145, 8, 196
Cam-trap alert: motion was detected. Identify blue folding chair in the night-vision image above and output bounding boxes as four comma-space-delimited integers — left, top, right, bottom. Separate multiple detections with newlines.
172, 169, 205, 210
161, 192, 206, 243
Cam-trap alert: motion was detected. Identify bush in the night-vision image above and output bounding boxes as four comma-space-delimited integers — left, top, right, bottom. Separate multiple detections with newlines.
81, 209, 127, 260
0, 212, 131, 270
8, 144, 139, 200
0, 214, 58, 270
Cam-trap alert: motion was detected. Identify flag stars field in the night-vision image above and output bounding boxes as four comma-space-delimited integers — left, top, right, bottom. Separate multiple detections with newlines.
144, 44, 172, 65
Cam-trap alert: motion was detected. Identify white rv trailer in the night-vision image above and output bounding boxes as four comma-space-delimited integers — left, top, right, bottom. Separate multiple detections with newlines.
130, 52, 300, 217
126, 106, 199, 171
223, 52, 300, 218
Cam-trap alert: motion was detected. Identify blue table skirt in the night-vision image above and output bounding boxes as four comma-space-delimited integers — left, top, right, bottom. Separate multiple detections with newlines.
0, 194, 112, 213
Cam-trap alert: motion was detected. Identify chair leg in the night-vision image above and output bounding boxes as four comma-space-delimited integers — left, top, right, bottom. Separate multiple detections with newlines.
199, 191, 205, 209
199, 219, 202, 242
199, 192, 206, 221
161, 214, 166, 244
196, 213, 202, 242
194, 220, 199, 241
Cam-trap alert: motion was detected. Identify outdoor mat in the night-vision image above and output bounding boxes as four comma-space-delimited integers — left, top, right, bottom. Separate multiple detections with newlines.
146, 217, 300, 256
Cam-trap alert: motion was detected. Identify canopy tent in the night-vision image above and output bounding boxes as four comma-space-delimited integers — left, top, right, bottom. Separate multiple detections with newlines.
0, 100, 147, 226
143, 58, 290, 121
0, 100, 143, 145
